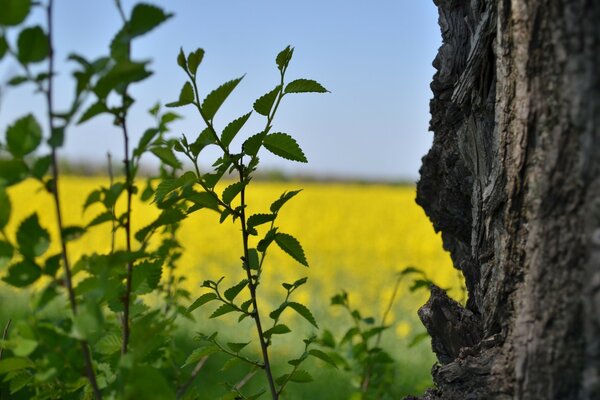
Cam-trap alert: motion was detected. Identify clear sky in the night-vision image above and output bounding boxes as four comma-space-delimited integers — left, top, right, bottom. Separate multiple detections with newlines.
0, 1, 441, 181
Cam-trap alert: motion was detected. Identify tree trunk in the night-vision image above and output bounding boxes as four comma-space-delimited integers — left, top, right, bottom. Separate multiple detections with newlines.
413, 0, 600, 399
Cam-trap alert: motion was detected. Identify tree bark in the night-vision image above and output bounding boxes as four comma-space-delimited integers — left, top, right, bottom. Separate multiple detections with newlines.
413, 0, 600, 399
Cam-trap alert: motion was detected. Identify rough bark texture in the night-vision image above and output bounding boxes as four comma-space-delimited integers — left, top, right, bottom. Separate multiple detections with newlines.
413, 0, 600, 399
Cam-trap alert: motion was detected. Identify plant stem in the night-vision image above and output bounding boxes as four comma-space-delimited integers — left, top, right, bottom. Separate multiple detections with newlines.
45, 1, 101, 398
114, 0, 134, 355
176, 355, 209, 399
107, 152, 116, 253
238, 169, 278, 400
0, 319, 11, 361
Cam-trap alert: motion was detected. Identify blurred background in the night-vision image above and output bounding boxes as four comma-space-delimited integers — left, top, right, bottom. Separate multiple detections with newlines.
0, 0, 440, 182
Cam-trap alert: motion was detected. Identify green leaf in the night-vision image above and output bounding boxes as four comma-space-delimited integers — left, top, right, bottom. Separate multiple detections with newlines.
276, 46, 294, 71
0, 0, 31, 26
128, 3, 173, 38
242, 133, 264, 157
222, 181, 244, 204
319, 329, 336, 348
43, 254, 61, 277
270, 190, 302, 213
224, 279, 248, 301
275, 233, 308, 266
289, 370, 313, 383
247, 248, 259, 270
48, 126, 64, 148
0, 159, 28, 186
221, 112, 252, 147
16, 213, 50, 259
287, 302, 318, 328
183, 345, 219, 368
177, 47, 187, 70
226, 341, 250, 353
132, 261, 162, 294
187, 191, 219, 212
187, 48, 205, 76
309, 349, 338, 368
17, 26, 48, 63
12, 337, 37, 357
253, 86, 280, 116
408, 332, 430, 348
187, 293, 218, 313
210, 303, 237, 319
0, 358, 34, 375
0, 187, 10, 228
31, 155, 52, 179
166, 81, 194, 107
133, 128, 159, 157
0, 241, 13, 269
363, 326, 388, 341
6, 114, 42, 157
190, 127, 217, 156
247, 213, 275, 230
2, 260, 41, 287
95, 333, 121, 355
201, 76, 244, 121
7, 75, 28, 86
263, 133, 307, 163
0, 35, 8, 60
78, 101, 108, 124
151, 147, 181, 168
154, 171, 196, 203
284, 79, 328, 94
257, 228, 277, 253
87, 211, 113, 228
61, 226, 86, 242
94, 60, 152, 98
123, 365, 176, 400
264, 324, 291, 339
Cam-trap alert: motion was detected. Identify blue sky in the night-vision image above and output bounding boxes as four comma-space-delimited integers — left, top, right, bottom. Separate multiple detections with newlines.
0, 1, 441, 181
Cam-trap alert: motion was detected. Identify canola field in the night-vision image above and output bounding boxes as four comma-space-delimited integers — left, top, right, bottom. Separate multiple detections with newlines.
2, 176, 462, 337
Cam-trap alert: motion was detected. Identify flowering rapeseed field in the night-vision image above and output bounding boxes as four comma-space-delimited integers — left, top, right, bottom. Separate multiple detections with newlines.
4, 176, 461, 339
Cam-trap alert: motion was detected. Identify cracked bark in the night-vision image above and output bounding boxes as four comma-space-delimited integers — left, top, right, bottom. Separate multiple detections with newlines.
411, 0, 600, 399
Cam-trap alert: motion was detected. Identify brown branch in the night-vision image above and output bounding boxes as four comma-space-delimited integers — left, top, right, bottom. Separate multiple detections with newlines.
176, 356, 209, 399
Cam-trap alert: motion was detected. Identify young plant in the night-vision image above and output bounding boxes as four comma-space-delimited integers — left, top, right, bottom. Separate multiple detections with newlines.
160, 46, 328, 399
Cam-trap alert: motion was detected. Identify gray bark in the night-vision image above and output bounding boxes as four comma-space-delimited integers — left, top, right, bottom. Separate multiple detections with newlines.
412, 0, 600, 399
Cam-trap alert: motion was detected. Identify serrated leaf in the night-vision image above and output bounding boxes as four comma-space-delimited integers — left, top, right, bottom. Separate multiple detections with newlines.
264, 324, 291, 339
128, 3, 173, 38
253, 86, 280, 116
226, 341, 250, 353
83, 189, 102, 212
289, 370, 313, 383
6, 114, 42, 158
132, 261, 162, 294
154, 171, 196, 203
0, 187, 10, 228
17, 26, 48, 63
151, 147, 181, 168
94, 60, 152, 98
134, 128, 160, 157
275, 233, 308, 266
187, 293, 218, 313
270, 190, 302, 213
221, 112, 251, 147
0, 159, 28, 187
2, 260, 41, 287
187, 48, 204, 75
222, 181, 244, 204
263, 133, 307, 163
95, 334, 121, 355
0, 0, 31, 26
210, 303, 237, 319
190, 127, 217, 156
87, 211, 113, 228
16, 213, 49, 259
247, 214, 275, 231
257, 228, 278, 253
242, 132, 264, 157
187, 191, 219, 212
78, 101, 108, 124
183, 345, 219, 367
276, 46, 294, 71
287, 302, 318, 328
224, 279, 248, 301
284, 79, 328, 94
201, 76, 244, 121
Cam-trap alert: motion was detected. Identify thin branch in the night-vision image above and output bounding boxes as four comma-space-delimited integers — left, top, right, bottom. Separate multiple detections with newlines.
45, 2, 101, 398
0, 319, 12, 361
176, 355, 209, 399
107, 152, 116, 253
234, 368, 259, 391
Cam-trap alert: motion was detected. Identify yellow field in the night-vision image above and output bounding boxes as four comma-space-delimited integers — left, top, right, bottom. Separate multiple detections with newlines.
3, 176, 461, 340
